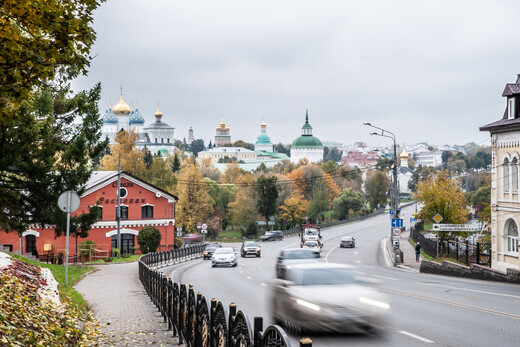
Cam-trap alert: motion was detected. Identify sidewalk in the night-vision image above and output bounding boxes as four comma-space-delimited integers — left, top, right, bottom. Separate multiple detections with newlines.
75, 262, 180, 346
387, 228, 423, 271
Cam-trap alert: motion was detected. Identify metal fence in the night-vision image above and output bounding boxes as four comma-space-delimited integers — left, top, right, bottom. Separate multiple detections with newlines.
139, 245, 303, 347
410, 222, 491, 267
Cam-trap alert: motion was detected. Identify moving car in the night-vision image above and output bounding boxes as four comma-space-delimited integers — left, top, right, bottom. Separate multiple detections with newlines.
275, 248, 319, 279
260, 230, 284, 241
241, 241, 261, 257
202, 244, 222, 260
302, 240, 321, 257
340, 236, 356, 248
181, 233, 203, 244
269, 262, 389, 333
211, 247, 238, 267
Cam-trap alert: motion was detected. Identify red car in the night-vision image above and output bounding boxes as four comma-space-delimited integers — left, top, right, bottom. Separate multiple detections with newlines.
181, 233, 203, 244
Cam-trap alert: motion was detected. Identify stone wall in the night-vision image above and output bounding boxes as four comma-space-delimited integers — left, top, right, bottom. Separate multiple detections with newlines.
420, 260, 520, 284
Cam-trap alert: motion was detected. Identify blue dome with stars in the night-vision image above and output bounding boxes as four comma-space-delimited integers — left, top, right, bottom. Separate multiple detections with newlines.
129, 107, 145, 125
103, 107, 118, 124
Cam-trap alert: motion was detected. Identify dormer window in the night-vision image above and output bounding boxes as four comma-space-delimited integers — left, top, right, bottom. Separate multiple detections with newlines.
508, 97, 515, 119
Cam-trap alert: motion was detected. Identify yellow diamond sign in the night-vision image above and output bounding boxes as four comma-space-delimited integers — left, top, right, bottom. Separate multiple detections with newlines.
433, 214, 443, 223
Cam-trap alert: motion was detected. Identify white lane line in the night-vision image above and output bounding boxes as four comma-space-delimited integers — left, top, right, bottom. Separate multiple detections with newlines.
260, 282, 267, 287
247, 276, 252, 279
380, 239, 393, 267
399, 331, 434, 343
373, 275, 398, 281
325, 244, 339, 263
354, 271, 367, 275
421, 283, 520, 299
170, 262, 197, 280
240, 271, 244, 274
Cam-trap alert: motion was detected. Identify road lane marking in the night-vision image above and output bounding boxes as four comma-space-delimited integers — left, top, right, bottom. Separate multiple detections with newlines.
247, 276, 252, 279
354, 271, 367, 275
325, 244, 339, 262
373, 275, 398, 281
399, 331, 434, 343
421, 283, 520, 299
380, 239, 393, 267
381, 288, 520, 320
260, 283, 267, 286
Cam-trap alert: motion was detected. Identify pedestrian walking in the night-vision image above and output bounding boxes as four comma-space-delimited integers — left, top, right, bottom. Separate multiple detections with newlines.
415, 242, 421, 262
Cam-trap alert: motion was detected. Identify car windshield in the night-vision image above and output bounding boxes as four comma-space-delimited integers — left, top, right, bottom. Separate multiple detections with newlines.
205, 245, 217, 251
282, 250, 316, 259
214, 248, 233, 254
304, 229, 318, 236
289, 268, 356, 286
244, 242, 257, 247
305, 242, 317, 247
264, 232, 273, 236
342, 237, 353, 241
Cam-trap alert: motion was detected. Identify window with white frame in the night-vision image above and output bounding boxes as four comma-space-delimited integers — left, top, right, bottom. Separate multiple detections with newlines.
508, 97, 515, 119
513, 158, 519, 192
505, 219, 518, 254
503, 158, 510, 193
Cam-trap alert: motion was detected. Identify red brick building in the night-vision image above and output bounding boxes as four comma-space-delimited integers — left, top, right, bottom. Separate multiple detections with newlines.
0, 171, 178, 259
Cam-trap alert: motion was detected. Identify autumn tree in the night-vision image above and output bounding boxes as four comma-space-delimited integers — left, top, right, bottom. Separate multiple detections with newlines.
176, 163, 212, 232
206, 180, 235, 231
255, 176, 279, 229
98, 129, 147, 177
279, 192, 308, 229
415, 170, 468, 240
365, 171, 390, 211
308, 181, 330, 223
222, 163, 247, 184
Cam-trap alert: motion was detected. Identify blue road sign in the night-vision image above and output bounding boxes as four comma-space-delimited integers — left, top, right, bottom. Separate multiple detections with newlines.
410, 217, 415, 223
392, 218, 403, 228
389, 209, 394, 215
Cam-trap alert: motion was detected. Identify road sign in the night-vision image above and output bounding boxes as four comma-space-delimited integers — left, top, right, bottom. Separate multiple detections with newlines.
433, 214, 443, 223
177, 231, 182, 237
391, 218, 403, 228
201, 229, 208, 234
58, 191, 80, 213
392, 227, 402, 236
410, 217, 416, 223
197, 222, 201, 228
433, 224, 477, 232
389, 209, 394, 215
202, 223, 208, 230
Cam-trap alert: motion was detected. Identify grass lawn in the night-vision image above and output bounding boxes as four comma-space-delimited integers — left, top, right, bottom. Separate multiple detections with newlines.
86, 254, 141, 264
215, 230, 243, 242
10, 253, 94, 308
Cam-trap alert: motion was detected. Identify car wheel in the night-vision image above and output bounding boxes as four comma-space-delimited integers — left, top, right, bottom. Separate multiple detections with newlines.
233, 262, 238, 267
211, 264, 215, 268
241, 253, 245, 258
257, 253, 261, 257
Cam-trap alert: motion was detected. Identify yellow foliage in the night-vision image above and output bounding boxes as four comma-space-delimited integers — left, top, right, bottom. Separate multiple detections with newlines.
279, 192, 308, 228
228, 175, 258, 227
176, 163, 212, 232
98, 129, 147, 177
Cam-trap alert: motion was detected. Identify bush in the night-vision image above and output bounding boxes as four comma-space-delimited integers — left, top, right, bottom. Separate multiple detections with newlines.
241, 221, 258, 238
174, 237, 183, 249
137, 226, 162, 254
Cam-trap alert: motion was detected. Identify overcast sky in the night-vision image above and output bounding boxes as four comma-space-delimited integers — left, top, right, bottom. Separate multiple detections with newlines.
71, 0, 520, 149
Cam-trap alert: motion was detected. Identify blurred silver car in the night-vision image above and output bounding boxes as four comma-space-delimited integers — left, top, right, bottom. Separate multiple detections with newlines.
302, 240, 321, 257
275, 248, 319, 279
269, 263, 389, 333
211, 247, 238, 267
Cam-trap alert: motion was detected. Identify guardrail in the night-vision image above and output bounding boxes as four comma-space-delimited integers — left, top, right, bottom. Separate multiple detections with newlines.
139, 245, 306, 346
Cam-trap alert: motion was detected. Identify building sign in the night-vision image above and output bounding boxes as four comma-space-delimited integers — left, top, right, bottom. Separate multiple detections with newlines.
111, 182, 134, 188
98, 197, 146, 204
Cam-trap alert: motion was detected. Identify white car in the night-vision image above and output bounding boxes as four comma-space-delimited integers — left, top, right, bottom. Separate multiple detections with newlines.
269, 263, 390, 333
211, 247, 238, 267
302, 240, 321, 257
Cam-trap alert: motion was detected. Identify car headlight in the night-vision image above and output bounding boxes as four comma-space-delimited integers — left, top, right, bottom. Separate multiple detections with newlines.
296, 299, 320, 311
359, 297, 390, 310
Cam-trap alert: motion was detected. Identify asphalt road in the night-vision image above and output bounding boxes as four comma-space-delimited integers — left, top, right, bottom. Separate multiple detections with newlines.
163, 207, 520, 346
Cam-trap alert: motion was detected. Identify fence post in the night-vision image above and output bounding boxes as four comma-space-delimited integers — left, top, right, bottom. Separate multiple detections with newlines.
253, 317, 262, 347
465, 239, 469, 265
456, 241, 459, 261
476, 242, 480, 265
228, 303, 236, 347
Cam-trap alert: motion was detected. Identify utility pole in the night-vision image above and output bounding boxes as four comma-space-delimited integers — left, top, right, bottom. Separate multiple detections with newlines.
116, 151, 121, 258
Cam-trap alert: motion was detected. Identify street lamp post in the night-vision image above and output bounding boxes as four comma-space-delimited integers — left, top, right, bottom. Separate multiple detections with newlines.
116, 151, 121, 258
363, 122, 400, 240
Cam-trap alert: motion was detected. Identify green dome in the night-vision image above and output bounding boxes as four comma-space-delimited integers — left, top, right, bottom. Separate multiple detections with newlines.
158, 148, 169, 157
256, 134, 272, 145
291, 135, 323, 148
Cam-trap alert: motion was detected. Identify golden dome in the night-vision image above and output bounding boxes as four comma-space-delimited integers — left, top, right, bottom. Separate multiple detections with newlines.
261, 120, 266, 128
112, 95, 131, 115
154, 106, 163, 117
400, 148, 409, 159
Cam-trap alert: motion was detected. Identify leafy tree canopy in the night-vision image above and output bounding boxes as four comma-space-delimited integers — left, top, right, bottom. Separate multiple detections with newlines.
137, 226, 162, 254
333, 188, 365, 220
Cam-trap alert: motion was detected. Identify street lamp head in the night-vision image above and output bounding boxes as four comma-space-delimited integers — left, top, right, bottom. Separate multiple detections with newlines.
370, 132, 378, 136
363, 122, 371, 126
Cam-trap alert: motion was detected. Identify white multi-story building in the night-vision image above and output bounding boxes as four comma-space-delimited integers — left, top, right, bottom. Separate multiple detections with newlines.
480, 74, 520, 272
290, 110, 324, 164
414, 150, 444, 167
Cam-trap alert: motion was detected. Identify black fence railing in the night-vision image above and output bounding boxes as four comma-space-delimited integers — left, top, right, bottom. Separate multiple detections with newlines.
139, 245, 303, 347
410, 222, 491, 266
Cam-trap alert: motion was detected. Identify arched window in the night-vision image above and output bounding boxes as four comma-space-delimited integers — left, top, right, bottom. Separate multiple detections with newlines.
505, 219, 518, 254
141, 205, 153, 218
95, 206, 103, 220
117, 206, 128, 220
503, 158, 510, 192
513, 158, 519, 192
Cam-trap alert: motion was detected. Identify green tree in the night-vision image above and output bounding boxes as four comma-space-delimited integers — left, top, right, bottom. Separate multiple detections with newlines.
255, 176, 279, 229
137, 226, 162, 254
365, 171, 390, 211
172, 153, 181, 173
190, 139, 205, 157
206, 180, 235, 230
307, 181, 330, 223
321, 160, 337, 175
143, 147, 153, 169
79, 240, 96, 261
229, 175, 258, 229
333, 188, 365, 220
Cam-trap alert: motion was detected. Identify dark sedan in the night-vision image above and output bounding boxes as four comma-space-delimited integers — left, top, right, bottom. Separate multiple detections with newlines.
260, 230, 284, 241
340, 236, 355, 248
202, 244, 222, 260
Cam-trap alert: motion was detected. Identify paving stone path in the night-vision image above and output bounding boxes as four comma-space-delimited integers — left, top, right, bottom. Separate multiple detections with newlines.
75, 261, 180, 346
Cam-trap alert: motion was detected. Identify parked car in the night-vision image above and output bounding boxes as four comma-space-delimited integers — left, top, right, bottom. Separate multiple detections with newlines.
275, 248, 319, 279
260, 230, 284, 241
340, 236, 356, 248
241, 241, 261, 257
181, 233, 203, 244
269, 262, 389, 333
211, 247, 238, 267
202, 244, 222, 260
302, 240, 321, 257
